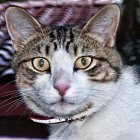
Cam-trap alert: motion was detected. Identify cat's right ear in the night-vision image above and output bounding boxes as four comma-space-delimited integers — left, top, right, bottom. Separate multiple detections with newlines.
5, 6, 42, 51
81, 4, 120, 48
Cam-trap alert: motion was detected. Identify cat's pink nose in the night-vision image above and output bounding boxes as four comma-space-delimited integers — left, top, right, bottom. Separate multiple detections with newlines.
54, 84, 70, 97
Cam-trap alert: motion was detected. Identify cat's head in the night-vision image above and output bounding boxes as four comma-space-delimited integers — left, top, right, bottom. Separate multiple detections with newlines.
5, 5, 121, 119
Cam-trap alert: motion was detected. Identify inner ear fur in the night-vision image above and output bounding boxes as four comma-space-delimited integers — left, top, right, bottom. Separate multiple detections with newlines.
5, 6, 42, 51
81, 4, 120, 47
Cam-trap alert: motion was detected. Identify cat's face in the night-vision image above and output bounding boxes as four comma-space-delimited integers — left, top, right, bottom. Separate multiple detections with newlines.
5, 5, 121, 118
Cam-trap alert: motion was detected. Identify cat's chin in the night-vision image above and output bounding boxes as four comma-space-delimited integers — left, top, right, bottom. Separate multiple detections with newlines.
43, 101, 94, 118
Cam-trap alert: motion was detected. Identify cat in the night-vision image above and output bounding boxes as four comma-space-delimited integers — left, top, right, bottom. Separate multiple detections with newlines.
5, 4, 140, 140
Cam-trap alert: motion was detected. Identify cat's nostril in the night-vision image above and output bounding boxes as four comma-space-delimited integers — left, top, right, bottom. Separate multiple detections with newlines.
54, 84, 70, 97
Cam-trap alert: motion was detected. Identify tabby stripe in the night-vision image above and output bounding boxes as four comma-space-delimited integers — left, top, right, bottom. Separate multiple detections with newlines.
22, 66, 36, 81
49, 31, 55, 42
87, 57, 120, 74
65, 28, 74, 53
69, 28, 74, 42
86, 57, 120, 82
65, 42, 70, 52
53, 42, 57, 51
87, 64, 102, 77
45, 45, 50, 55
73, 44, 78, 56
95, 57, 119, 72
88, 67, 119, 82
89, 78, 114, 83
37, 45, 41, 54
14, 59, 30, 70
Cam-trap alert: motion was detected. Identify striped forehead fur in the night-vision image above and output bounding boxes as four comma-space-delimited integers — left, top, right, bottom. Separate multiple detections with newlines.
12, 26, 80, 68
23, 27, 79, 50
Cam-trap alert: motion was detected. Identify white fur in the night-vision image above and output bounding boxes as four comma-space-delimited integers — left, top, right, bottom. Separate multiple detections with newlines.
20, 50, 140, 140
49, 67, 140, 140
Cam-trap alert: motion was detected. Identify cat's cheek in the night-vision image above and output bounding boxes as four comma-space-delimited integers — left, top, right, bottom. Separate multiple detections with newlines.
34, 74, 51, 90
64, 88, 89, 104
24, 97, 47, 116
17, 87, 46, 115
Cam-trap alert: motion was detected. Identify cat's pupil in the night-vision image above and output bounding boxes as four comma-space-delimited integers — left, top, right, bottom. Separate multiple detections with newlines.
81, 58, 87, 66
39, 59, 44, 67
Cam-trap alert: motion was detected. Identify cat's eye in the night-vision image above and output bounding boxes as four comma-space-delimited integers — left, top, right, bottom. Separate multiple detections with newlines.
32, 57, 50, 72
75, 56, 92, 70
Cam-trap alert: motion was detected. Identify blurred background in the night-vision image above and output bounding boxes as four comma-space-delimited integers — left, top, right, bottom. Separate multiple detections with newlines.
0, 0, 139, 139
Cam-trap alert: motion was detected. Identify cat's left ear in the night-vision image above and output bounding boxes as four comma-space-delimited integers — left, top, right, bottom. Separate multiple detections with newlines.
5, 6, 42, 51
81, 4, 120, 47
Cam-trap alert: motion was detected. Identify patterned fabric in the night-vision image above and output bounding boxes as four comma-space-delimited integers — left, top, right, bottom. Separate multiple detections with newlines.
0, 0, 122, 79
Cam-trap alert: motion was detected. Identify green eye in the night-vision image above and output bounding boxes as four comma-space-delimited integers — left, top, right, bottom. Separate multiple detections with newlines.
38, 59, 44, 67
75, 56, 92, 70
81, 58, 87, 66
32, 57, 50, 72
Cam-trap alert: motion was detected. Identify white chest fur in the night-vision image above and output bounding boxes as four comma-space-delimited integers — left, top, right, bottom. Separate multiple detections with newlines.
49, 68, 140, 140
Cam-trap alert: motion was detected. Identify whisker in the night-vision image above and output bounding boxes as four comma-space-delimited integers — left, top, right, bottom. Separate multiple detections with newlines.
18, 108, 31, 119
88, 93, 112, 107
0, 96, 22, 108
4, 100, 24, 116
90, 87, 105, 92
0, 92, 20, 99
0, 89, 38, 99
0, 80, 16, 91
